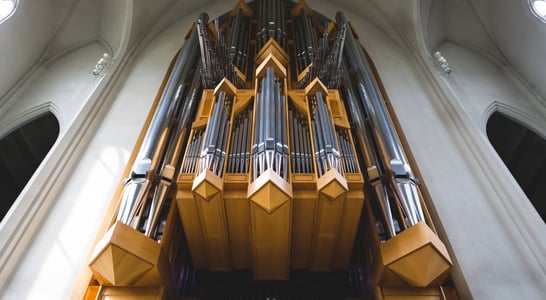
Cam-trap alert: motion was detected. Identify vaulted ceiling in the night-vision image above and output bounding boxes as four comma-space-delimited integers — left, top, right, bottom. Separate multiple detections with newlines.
0, 0, 544, 113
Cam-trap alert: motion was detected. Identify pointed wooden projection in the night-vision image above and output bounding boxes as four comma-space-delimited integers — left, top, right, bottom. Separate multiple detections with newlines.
255, 38, 289, 68
230, 0, 253, 17
256, 53, 287, 79
380, 221, 453, 287
89, 222, 160, 286
304, 77, 328, 97
290, 0, 313, 17
214, 77, 237, 97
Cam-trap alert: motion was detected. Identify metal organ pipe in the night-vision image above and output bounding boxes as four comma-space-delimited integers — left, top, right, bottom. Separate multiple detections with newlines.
182, 128, 205, 174
199, 91, 232, 177
145, 68, 203, 238
196, 13, 215, 88
309, 91, 341, 177
257, 0, 287, 49
337, 128, 358, 174
197, 13, 247, 89
227, 105, 252, 173
336, 11, 425, 235
227, 8, 250, 72
340, 63, 396, 239
252, 66, 288, 181
295, 8, 317, 71
296, 16, 346, 89
116, 23, 201, 236
289, 105, 313, 174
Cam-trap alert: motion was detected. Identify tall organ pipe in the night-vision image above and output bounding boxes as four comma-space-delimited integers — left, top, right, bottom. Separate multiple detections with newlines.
145, 69, 203, 238
257, 0, 286, 49
252, 66, 288, 180
340, 62, 396, 239
310, 92, 341, 177
336, 11, 424, 231
199, 91, 232, 177
117, 24, 200, 228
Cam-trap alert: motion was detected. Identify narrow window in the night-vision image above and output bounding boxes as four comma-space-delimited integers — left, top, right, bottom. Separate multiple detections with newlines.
0, 112, 59, 221
487, 112, 546, 222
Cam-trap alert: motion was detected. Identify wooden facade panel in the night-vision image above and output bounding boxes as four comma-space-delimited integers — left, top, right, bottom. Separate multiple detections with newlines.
333, 189, 365, 268
176, 190, 208, 268
224, 191, 251, 268
250, 200, 291, 280
195, 193, 231, 270
310, 192, 345, 270
290, 191, 316, 268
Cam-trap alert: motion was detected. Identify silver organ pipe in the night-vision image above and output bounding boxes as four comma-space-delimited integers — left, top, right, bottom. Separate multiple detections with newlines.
257, 0, 287, 49
340, 62, 397, 239
309, 91, 341, 177
145, 68, 203, 239
196, 13, 215, 89
337, 128, 358, 174
297, 16, 346, 89
198, 91, 233, 177
197, 13, 247, 89
289, 104, 313, 174
252, 66, 289, 181
337, 11, 425, 237
227, 105, 253, 173
181, 128, 205, 174
116, 23, 201, 238
294, 7, 317, 71
227, 8, 250, 72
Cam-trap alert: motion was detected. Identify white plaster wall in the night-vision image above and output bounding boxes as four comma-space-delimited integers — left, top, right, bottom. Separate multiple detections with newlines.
0, 42, 105, 136
0, 42, 108, 293
424, 40, 546, 300
0, 19, 181, 300
0, 0, 73, 106
469, 0, 546, 101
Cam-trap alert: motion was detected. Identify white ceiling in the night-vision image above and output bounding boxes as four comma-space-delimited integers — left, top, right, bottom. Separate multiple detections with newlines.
0, 0, 544, 110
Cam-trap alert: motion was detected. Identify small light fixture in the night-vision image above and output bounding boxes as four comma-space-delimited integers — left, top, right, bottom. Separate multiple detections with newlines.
433, 51, 452, 78
93, 53, 112, 77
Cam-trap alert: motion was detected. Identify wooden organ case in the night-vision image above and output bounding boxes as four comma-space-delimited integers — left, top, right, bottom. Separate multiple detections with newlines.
83, 1, 458, 299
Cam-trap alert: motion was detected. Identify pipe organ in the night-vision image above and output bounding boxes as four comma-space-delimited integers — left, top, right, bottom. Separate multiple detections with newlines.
85, 1, 456, 299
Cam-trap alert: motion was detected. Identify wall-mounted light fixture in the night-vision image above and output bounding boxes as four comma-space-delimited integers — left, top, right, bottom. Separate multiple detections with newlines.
93, 53, 112, 77
433, 51, 452, 78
